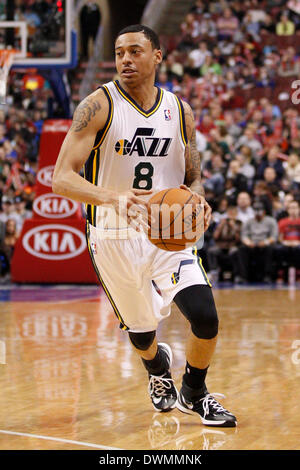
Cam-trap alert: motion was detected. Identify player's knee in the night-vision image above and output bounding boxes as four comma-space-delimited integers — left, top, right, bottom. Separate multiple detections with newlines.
174, 285, 219, 340
128, 330, 156, 351
191, 307, 219, 339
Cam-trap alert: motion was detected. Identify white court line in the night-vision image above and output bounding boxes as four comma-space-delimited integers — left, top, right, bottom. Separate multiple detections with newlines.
0, 429, 123, 450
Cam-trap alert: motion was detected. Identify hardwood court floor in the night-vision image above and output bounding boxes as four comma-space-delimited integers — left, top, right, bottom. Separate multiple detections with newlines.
0, 285, 299, 450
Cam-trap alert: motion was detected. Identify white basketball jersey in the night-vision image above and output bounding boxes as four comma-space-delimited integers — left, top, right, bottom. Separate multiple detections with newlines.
84, 80, 188, 236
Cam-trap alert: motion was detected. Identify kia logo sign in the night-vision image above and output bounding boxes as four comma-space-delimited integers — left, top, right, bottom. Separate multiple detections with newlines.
23, 224, 86, 260
33, 193, 78, 219
43, 124, 70, 133
37, 165, 55, 187
43, 120, 71, 133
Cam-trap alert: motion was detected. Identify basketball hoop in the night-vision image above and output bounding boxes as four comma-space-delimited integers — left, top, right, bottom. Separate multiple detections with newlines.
0, 48, 17, 104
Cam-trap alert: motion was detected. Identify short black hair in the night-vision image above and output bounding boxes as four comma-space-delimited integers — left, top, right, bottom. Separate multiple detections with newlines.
253, 201, 265, 211
116, 24, 160, 50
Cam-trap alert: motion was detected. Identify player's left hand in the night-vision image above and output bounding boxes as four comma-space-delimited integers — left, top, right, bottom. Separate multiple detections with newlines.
179, 184, 212, 232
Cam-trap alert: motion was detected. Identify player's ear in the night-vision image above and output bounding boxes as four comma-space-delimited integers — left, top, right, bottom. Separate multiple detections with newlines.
154, 49, 163, 66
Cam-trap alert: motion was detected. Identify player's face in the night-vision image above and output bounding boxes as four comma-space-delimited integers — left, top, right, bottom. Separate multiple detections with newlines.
115, 32, 162, 86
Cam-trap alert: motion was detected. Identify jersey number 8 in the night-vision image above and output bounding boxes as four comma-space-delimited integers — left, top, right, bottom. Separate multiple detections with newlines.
133, 162, 154, 190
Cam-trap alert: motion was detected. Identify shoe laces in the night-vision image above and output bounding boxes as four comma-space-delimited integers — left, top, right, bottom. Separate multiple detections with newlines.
149, 373, 174, 397
199, 393, 228, 418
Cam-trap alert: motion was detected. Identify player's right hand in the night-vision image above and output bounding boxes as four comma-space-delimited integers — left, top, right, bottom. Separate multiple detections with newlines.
112, 189, 153, 232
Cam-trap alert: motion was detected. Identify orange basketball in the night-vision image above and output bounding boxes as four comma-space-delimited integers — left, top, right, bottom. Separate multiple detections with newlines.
147, 188, 205, 251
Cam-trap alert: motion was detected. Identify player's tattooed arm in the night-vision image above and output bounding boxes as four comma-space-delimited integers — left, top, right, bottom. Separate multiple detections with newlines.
182, 101, 205, 197
70, 96, 102, 133
182, 100, 212, 231
53, 89, 112, 207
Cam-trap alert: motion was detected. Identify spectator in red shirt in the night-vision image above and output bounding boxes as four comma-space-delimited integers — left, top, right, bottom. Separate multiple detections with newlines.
276, 200, 300, 271
22, 70, 45, 91
197, 114, 216, 136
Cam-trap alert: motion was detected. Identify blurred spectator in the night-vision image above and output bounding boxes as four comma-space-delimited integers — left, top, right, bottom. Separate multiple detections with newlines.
195, 129, 207, 153
284, 152, 300, 188
288, 0, 300, 15
224, 70, 238, 90
0, 219, 18, 281
243, 12, 260, 41
198, 13, 217, 39
256, 146, 285, 181
22, 4, 41, 31
22, 69, 45, 91
255, 67, 276, 89
0, 196, 20, 229
33, 110, 44, 137
161, 51, 184, 80
223, 112, 242, 138
156, 71, 173, 92
32, 0, 51, 18
80, 0, 101, 59
180, 12, 201, 42
226, 159, 248, 196
238, 201, 278, 282
276, 193, 294, 220
14, 196, 32, 234
235, 126, 263, 159
203, 153, 226, 195
253, 181, 273, 215
190, 0, 207, 15
276, 199, 300, 274
260, 13, 276, 33
187, 41, 211, 76
263, 166, 282, 190
216, 7, 240, 39
208, 205, 242, 281
200, 55, 222, 76
197, 114, 216, 136
208, 127, 231, 160
236, 191, 254, 224
235, 145, 256, 185
276, 12, 295, 35
278, 47, 300, 76
212, 197, 229, 224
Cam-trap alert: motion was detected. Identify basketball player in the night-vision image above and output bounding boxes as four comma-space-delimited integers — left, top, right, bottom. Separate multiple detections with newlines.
53, 25, 236, 427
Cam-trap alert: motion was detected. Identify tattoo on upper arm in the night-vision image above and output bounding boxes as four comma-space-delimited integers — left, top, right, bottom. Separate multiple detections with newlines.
71, 97, 101, 132
185, 127, 201, 183
183, 102, 205, 196
184, 104, 201, 182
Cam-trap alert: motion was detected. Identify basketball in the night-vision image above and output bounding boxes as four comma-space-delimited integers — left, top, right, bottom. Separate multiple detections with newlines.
147, 188, 205, 251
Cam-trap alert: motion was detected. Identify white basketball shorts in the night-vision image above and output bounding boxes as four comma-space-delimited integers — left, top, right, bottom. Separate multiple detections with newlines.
86, 222, 211, 332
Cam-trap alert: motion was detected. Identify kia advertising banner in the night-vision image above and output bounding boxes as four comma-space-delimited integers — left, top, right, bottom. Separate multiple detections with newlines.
33, 122, 82, 220
11, 120, 98, 283
33, 193, 79, 220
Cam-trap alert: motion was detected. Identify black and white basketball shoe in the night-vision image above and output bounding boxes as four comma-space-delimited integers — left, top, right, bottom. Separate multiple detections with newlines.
176, 383, 237, 427
148, 343, 178, 412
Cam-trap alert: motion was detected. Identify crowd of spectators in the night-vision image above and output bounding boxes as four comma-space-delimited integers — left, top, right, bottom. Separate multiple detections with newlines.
157, 0, 300, 284
0, 1, 71, 282
0, 67, 54, 282
0, 0, 66, 59
1, 0, 300, 285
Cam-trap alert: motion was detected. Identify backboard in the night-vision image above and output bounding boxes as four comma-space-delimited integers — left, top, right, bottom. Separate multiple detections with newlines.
0, 0, 77, 69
